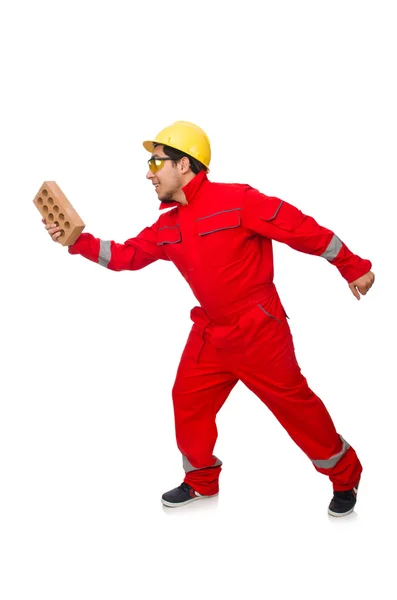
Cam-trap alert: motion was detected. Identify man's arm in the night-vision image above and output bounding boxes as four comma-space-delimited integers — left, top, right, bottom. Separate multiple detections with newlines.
241, 186, 374, 297
44, 218, 170, 270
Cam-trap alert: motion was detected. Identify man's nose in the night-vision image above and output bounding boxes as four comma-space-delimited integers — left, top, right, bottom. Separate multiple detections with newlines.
146, 169, 154, 180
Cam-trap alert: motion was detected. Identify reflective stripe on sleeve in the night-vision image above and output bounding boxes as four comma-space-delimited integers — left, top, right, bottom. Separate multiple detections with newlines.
321, 234, 343, 261
311, 435, 350, 469
182, 454, 223, 473
98, 240, 111, 267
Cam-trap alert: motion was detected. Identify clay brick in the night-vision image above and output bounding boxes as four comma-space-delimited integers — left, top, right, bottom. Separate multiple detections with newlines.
33, 181, 85, 246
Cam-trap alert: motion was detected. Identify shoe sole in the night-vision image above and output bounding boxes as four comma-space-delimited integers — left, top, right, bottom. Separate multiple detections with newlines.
161, 493, 219, 508
328, 507, 355, 517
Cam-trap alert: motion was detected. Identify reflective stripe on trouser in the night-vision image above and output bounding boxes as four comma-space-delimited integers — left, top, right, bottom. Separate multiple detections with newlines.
311, 434, 350, 469
183, 455, 223, 473
172, 312, 362, 495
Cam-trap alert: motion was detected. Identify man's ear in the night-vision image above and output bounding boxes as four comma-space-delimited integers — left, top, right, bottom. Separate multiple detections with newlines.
179, 156, 191, 173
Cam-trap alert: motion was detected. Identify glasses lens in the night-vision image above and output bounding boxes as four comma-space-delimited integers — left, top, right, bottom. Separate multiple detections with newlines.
148, 158, 164, 173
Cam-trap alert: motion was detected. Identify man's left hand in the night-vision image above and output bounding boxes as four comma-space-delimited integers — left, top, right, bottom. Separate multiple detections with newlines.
349, 271, 375, 300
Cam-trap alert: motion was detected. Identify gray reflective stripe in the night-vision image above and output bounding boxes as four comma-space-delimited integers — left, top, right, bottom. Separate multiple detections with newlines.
311, 435, 350, 469
258, 200, 284, 222
198, 223, 240, 235
258, 304, 281, 323
321, 234, 343, 261
268, 200, 283, 221
196, 208, 241, 236
98, 240, 111, 267
182, 454, 223, 473
196, 208, 241, 221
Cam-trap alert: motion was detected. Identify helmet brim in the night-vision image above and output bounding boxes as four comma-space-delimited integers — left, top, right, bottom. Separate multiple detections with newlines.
143, 140, 155, 153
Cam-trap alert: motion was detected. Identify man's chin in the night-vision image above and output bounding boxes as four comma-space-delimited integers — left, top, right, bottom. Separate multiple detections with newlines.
155, 186, 177, 203
157, 192, 174, 203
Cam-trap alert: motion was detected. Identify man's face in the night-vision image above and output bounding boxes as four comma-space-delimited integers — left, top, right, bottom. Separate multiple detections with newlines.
146, 145, 182, 203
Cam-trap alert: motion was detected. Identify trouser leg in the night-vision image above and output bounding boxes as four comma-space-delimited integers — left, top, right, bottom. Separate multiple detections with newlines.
172, 325, 239, 495
235, 317, 362, 491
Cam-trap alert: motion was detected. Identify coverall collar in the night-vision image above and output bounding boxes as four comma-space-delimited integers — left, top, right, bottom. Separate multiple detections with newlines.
158, 170, 207, 210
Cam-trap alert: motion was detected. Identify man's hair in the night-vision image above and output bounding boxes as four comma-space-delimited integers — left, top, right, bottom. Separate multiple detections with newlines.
153, 143, 207, 174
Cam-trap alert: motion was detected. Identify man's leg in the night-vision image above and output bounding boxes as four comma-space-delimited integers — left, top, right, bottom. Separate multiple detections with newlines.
170, 325, 239, 496
235, 316, 362, 492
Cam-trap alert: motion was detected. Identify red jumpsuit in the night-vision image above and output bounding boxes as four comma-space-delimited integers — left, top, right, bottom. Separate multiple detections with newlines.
69, 171, 371, 495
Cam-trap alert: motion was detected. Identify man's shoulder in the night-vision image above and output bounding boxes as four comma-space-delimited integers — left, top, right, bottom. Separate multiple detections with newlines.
209, 180, 250, 193
211, 181, 273, 197
206, 180, 251, 205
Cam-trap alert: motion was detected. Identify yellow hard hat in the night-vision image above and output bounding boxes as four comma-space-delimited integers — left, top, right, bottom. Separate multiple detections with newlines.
143, 121, 211, 170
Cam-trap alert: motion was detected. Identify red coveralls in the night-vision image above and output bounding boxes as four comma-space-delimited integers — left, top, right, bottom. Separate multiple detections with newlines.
69, 171, 371, 495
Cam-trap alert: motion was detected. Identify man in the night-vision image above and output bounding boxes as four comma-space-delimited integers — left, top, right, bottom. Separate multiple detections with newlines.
44, 120, 374, 517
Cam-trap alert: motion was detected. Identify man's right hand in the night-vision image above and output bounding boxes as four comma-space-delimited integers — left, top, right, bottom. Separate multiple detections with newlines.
42, 218, 62, 242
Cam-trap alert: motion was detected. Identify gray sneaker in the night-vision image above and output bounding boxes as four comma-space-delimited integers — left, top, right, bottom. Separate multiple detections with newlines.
161, 482, 218, 507
328, 484, 359, 517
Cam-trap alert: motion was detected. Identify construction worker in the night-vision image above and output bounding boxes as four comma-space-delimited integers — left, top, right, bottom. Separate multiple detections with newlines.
44, 121, 374, 517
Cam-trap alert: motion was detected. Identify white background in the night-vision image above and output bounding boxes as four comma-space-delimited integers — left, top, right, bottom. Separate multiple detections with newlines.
0, 0, 395, 598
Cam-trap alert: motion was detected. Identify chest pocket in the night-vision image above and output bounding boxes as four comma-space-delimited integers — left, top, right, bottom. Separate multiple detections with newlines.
157, 224, 182, 262
157, 224, 181, 245
195, 209, 242, 266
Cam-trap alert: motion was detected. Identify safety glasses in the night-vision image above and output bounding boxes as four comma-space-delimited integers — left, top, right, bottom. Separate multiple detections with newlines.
147, 157, 174, 173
